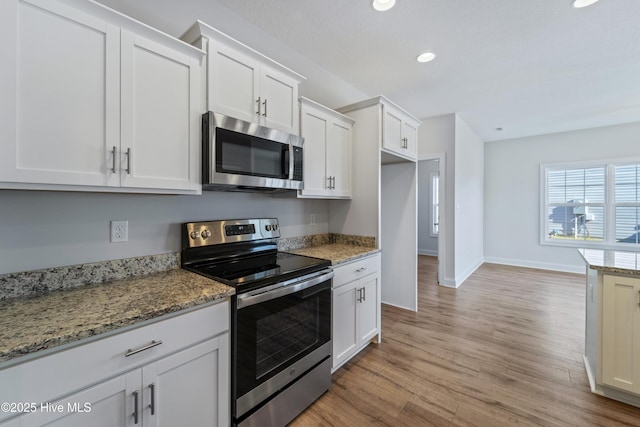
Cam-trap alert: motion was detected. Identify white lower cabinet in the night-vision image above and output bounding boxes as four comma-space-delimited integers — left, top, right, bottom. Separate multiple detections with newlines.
332, 254, 381, 371
601, 274, 640, 395
0, 302, 230, 427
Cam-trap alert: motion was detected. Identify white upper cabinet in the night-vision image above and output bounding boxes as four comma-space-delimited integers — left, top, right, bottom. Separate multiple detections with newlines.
0, 0, 204, 194
298, 97, 353, 199
382, 101, 420, 161
182, 21, 304, 135
120, 31, 201, 191
338, 96, 421, 162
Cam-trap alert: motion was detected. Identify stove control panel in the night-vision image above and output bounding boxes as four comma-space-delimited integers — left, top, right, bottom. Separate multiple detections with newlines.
183, 218, 280, 248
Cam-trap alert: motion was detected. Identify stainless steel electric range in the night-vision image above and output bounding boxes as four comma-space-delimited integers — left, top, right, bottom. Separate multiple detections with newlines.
181, 218, 333, 427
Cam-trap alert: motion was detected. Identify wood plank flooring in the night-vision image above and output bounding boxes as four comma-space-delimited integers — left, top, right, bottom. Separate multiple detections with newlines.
291, 256, 640, 426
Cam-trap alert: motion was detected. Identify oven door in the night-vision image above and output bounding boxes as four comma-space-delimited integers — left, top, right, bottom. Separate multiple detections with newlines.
233, 270, 333, 419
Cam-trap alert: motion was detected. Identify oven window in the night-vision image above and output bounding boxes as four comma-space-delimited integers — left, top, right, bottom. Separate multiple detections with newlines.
216, 128, 286, 178
235, 282, 331, 399
256, 297, 319, 378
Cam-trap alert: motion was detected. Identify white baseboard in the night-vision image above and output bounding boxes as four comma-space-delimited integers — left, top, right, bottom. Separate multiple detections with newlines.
418, 249, 438, 256
583, 355, 597, 393
439, 278, 458, 288
381, 301, 417, 312
483, 256, 585, 274
455, 257, 484, 287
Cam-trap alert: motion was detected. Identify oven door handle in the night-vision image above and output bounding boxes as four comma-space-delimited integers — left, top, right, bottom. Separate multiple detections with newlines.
237, 270, 334, 309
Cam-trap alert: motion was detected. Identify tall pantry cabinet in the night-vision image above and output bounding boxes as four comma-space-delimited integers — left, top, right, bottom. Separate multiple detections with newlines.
334, 96, 420, 312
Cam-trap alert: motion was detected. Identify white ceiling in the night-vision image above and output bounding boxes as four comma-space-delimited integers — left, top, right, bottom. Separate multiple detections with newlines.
100, 0, 640, 142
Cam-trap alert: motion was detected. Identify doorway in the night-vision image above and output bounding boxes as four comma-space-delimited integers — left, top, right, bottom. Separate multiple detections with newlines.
418, 155, 444, 285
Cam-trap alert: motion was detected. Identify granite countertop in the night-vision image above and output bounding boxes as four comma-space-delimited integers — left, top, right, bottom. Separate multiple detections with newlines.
287, 243, 380, 266
579, 248, 640, 275
0, 269, 233, 363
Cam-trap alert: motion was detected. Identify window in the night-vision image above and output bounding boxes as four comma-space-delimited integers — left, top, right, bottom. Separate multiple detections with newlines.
430, 172, 439, 236
541, 160, 640, 248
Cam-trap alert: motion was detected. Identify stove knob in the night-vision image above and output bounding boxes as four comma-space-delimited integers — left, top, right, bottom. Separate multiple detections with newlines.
265, 225, 272, 231
190, 231, 201, 239
201, 229, 211, 239
274, 224, 279, 231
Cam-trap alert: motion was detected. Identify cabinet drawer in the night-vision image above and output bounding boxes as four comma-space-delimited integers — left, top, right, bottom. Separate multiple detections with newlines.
0, 301, 229, 419
333, 254, 380, 289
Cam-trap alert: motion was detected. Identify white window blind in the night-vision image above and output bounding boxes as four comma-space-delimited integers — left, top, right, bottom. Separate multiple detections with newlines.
542, 160, 640, 249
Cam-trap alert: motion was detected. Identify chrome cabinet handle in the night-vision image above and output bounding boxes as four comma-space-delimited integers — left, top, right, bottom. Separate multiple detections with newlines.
355, 267, 367, 273
148, 383, 156, 415
363, 286, 366, 302
256, 97, 261, 115
327, 176, 332, 190
124, 340, 163, 357
262, 98, 268, 117
637, 290, 640, 306
332, 176, 336, 189
111, 146, 117, 173
125, 148, 132, 174
356, 288, 361, 303
132, 391, 139, 424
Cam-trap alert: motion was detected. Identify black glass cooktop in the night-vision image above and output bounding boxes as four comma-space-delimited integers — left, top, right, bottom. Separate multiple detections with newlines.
188, 251, 330, 292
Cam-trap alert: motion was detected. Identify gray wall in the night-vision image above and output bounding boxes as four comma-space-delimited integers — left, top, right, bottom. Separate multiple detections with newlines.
484, 121, 640, 273
0, 190, 328, 274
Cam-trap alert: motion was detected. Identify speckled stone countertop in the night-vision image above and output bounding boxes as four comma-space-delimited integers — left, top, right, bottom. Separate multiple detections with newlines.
0, 269, 233, 363
288, 243, 380, 266
579, 248, 640, 275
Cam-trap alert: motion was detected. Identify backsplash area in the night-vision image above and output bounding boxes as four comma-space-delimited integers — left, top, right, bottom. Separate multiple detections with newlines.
0, 233, 375, 300
0, 253, 178, 300
278, 233, 375, 251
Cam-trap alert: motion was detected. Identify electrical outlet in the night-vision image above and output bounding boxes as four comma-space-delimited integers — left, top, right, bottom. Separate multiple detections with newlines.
111, 220, 128, 243
310, 214, 317, 226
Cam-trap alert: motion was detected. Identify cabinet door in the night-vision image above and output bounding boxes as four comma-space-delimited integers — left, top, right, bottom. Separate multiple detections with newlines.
326, 120, 352, 198
143, 335, 230, 427
207, 40, 260, 124
358, 274, 380, 345
332, 283, 358, 370
602, 275, 640, 394
299, 108, 328, 196
20, 370, 139, 427
402, 119, 419, 159
1, 0, 120, 187
260, 66, 299, 134
120, 30, 199, 191
382, 105, 404, 155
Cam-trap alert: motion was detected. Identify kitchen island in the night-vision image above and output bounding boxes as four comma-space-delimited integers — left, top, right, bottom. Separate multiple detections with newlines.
580, 249, 640, 409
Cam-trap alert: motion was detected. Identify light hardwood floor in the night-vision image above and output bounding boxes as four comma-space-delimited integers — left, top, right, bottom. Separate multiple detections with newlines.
291, 255, 640, 426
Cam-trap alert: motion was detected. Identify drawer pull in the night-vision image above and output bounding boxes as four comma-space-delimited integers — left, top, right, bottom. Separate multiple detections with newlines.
355, 267, 367, 273
125, 340, 163, 357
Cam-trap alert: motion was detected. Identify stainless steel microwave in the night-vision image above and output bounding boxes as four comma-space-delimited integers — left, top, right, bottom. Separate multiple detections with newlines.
202, 112, 304, 192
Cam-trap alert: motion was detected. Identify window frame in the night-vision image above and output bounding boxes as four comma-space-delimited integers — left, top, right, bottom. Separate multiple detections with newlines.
540, 158, 640, 250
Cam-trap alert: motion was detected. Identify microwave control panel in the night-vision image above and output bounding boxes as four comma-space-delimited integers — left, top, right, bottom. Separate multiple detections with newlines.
293, 146, 303, 181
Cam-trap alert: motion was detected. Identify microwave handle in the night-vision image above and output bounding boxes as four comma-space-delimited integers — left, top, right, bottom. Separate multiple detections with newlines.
284, 143, 294, 179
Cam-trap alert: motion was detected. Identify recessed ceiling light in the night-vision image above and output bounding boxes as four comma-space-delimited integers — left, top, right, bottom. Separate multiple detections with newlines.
372, 0, 395, 12
495, 127, 503, 132
572, 0, 599, 8
417, 52, 436, 63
